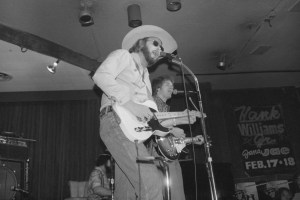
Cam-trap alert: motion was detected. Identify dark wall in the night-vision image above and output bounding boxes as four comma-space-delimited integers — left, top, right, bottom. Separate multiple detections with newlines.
1, 86, 299, 200
210, 87, 300, 181
169, 83, 236, 199
0, 90, 105, 200
181, 162, 235, 200
169, 85, 300, 199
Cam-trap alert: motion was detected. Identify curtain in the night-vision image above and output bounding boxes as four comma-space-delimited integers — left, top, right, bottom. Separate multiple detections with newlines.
0, 99, 105, 200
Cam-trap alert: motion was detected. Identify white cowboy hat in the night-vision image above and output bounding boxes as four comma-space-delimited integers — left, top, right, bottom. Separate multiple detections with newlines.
122, 25, 178, 53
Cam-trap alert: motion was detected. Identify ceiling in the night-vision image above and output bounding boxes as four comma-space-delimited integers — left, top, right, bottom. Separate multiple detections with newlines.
0, 0, 300, 93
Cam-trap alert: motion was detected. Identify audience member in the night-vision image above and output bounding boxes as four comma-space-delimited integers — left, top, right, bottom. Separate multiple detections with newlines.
275, 187, 292, 200
292, 173, 300, 200
86, 154, 112, 200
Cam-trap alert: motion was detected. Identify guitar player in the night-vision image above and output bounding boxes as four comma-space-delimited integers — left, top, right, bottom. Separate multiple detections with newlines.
92, 25, 178, 200
147, 75, 204, 200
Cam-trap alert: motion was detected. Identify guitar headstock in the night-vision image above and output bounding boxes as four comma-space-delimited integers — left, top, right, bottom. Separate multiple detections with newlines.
193, 111, 207, 118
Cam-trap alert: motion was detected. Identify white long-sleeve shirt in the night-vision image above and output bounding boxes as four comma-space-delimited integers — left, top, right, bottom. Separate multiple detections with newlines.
92, 49, 152, 111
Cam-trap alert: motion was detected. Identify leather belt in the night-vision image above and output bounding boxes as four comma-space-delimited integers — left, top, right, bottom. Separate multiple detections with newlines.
100, 106, 113, 118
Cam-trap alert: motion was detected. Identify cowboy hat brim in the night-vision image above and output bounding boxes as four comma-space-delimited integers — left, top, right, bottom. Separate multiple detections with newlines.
122, 25, 178, 53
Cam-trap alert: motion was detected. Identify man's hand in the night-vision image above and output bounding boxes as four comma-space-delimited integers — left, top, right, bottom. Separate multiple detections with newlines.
123, 100, 153, 122
170, 127, 185, 138
193, 135, 204, 145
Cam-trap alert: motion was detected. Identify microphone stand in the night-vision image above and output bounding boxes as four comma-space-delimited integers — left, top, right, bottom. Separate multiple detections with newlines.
110, 157, 115, 200
136, 156, 171, 200
170, 56, 218, 200
11, 186, 29, 194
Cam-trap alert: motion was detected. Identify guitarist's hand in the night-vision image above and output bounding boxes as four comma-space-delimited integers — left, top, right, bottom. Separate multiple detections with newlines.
123, 100, 153, 122
193, 135, 204, 145
170, 127, 185, 138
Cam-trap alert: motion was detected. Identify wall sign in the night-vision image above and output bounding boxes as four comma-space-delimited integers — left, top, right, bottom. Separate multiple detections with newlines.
234, 104, 296, 176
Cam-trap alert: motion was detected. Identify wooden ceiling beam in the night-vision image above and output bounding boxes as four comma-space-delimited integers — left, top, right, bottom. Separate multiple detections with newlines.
0, 23, 100, 72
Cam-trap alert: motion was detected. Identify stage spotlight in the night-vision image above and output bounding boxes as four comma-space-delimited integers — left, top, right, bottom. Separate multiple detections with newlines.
79, 7, 94, 26
127, 4, 142, 28
47, 60, 60, 74
79, 0, 94, 27
216, 54, 226, 70
166, 0, 181, 11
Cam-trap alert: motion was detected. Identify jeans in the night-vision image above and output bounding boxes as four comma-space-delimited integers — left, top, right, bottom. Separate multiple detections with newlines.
99, 109, 163, 200
147, 140, 186, 200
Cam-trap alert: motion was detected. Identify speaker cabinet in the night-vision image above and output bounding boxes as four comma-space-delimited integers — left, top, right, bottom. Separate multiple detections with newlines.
0, 158, 29, 200
0, 140, 29, 200
181, 162, 235, 200
0, 143, 29, 160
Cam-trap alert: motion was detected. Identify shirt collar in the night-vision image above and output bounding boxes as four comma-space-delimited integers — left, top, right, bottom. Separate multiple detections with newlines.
154, 95, 167, 105
131, 52, 149, 77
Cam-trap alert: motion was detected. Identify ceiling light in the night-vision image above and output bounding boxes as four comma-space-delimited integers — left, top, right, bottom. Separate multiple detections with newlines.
79, 0, 94, 27
47, 60, 60, 74
0, 72, 13, 81
79, 7, 94, 26
216, 54, 227, 70
127, 4, 142, 28
166, 0, 181, 11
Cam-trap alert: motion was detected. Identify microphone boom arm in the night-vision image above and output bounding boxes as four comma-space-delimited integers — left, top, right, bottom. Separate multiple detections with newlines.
170, 56, 218, 200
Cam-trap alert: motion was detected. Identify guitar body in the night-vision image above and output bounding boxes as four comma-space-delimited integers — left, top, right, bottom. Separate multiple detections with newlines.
156, 135, 203, 161
156, 135, 182, 160
113, 100, 169, 143
113, 100, 205, 144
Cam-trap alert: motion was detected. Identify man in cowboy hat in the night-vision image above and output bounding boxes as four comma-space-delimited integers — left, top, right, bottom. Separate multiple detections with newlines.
92, 25, 177, 200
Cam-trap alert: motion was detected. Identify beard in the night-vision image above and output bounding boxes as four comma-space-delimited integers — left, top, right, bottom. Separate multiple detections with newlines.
141, 46, 158, 66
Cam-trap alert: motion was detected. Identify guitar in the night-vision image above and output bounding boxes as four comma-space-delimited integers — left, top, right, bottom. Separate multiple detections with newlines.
113, 100, 206, 142
113, 100, 169, 142
155, 135, 204, 160
154, 110, 206, 120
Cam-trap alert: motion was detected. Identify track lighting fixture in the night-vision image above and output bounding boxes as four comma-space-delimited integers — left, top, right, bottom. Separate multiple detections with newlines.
127, 4, 142, 28
166, 0, 181, 11
47, 59, 60, 74
79, 0, 94, 27
216, 54, 226, 70
0, 72, 13, 81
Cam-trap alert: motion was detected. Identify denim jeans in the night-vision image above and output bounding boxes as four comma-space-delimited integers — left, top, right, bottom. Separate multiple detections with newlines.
147, 140, 186, 200
100, 110, 163, 200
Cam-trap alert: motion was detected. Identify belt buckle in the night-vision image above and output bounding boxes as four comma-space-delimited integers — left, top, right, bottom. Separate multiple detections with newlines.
100, 106, 112, 117
100, 107, 106, 118
106, 106, 112, 114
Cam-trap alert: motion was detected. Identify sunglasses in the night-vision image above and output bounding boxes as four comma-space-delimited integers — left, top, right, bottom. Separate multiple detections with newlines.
150, 40, 164, 51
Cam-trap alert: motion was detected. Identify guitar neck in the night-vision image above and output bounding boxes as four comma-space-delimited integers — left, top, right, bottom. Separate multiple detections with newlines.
183, 137, 200, 144
173, 136, 201, 145
155, 112, 186, 120
155, 111, 206, 120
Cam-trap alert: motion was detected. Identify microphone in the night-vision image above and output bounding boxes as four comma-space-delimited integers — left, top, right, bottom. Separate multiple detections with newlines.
160, 51, 183, 66
160, 52, 177, 60
173, 89, 197, 95
11, 186, 29, 194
